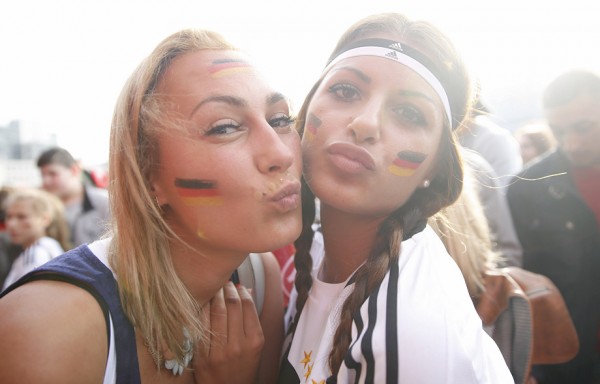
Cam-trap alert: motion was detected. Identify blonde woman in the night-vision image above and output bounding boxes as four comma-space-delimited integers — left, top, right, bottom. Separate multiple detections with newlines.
0, 29, 302, 383
2, 187, 70, 290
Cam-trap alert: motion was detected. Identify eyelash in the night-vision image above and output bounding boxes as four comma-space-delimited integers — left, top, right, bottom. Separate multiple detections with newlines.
269, 115, 296, 132
329, 83, 360, 101
393, 105, 427, 126
205, 115, 296, 137
205, 120, 240, 136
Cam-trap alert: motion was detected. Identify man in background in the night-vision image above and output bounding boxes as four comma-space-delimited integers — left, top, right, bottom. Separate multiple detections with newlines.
507, 70, 600, 383
37, 147, 110, 247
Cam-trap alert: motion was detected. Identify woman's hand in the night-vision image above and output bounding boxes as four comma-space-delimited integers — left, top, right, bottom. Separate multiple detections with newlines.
193, 281, 264, 383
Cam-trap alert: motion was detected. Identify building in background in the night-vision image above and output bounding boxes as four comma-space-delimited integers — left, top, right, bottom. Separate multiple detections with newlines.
0, 120, 57, 187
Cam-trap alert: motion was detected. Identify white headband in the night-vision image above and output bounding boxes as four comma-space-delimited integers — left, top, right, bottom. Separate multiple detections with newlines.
325, 45, 453, 125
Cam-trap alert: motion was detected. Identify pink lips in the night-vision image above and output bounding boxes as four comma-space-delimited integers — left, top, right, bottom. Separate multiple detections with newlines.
268, 181, 301, 212
327, 142, 376, 173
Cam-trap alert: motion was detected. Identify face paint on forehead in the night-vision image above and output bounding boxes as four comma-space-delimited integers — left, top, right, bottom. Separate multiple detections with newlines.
388, 150, 427, 177
208, 58, 252, 78
304, 113, 322, 141
175, 178, 223, 206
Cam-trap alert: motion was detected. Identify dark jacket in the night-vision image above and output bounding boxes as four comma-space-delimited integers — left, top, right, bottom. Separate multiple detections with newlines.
507, 149, 600, 382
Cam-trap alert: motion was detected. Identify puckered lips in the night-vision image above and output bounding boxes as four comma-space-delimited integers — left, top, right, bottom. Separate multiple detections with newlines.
327, 141, 376, 174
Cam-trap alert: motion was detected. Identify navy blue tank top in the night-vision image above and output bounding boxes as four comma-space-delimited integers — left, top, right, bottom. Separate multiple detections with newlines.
1, 245, 141, 383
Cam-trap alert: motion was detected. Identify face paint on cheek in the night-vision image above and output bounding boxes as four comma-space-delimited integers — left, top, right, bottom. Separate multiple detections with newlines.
175, 178, 223, 206
208, 59, 252, 78
388, 150, 427, 177
304, 113, 322, 141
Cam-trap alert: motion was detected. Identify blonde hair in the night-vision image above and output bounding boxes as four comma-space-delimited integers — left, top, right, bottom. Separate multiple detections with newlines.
5, 188, 71, 250
293, 13, 473, 374
429, 163, 500, 298
109, 29, 236, 365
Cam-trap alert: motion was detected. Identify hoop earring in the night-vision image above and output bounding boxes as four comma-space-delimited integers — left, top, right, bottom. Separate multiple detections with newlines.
422, 179, 430, 188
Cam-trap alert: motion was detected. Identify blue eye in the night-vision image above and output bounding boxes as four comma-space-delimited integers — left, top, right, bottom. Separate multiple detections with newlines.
269, 114, 295, 133
329, 83, 360, 101
205, 120, 241, 136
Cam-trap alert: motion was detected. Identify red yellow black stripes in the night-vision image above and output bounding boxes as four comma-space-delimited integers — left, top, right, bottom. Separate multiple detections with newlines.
305, 113, 321, 141
208, 59, 252, 78
388, 151, 427, 177
175, 178, 222, 206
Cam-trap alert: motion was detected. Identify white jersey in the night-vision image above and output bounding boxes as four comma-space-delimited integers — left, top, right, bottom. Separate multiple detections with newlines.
280, 226, 513, 384
2, 237, 64, 290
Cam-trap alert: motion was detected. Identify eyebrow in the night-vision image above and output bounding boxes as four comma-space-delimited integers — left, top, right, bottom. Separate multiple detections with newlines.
332, 66, 436, 105
332, 66, 371, 83
190, 92, 287, 117
397, 89, 436, 104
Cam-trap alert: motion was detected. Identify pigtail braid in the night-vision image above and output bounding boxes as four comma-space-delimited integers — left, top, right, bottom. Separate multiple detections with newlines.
328, 214, 404, 374
291, 179, 317, 332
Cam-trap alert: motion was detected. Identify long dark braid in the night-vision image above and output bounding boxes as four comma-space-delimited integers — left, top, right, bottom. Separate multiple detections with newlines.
290, 179, 316, 334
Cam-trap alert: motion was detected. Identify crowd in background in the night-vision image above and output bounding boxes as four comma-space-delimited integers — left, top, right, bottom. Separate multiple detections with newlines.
0, 18, 598, 384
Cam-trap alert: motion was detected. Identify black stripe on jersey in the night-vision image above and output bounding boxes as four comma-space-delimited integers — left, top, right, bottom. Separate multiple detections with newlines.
386, 261, 400, 383
362, 283, 382, 384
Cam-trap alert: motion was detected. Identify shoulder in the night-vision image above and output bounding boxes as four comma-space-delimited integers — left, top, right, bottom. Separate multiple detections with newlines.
0, 279, 108, 383
84, 185, 109, 209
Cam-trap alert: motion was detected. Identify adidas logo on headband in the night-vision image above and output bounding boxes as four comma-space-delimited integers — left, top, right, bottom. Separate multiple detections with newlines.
385, 50, 398, 60
388, 42, 403, 51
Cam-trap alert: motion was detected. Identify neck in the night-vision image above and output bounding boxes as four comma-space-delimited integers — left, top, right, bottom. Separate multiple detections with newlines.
167, 232, 248, 306
62, 183, 84, 206
318, 204, 386, 283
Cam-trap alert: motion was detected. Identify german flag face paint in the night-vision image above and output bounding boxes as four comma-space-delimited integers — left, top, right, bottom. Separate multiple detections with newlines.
208, 59, 252, 78
304, 113, 322, 141
388, 150, 427, 177
175, 178, 223, 206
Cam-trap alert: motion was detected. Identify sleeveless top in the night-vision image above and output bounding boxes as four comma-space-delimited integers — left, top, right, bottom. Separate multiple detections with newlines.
0, 240, 140, 383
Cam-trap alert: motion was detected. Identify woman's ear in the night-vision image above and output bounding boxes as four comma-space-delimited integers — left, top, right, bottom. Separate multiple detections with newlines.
150, 176, 169, 207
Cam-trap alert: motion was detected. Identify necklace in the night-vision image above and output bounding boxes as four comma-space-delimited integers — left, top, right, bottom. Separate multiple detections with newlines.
164, 329, 194, 376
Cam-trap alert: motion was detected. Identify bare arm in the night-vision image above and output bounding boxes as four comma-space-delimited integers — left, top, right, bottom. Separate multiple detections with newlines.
0, 280, 108, 384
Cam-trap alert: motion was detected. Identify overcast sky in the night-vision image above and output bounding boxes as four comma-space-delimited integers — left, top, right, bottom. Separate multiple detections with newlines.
1, 0, 599, 165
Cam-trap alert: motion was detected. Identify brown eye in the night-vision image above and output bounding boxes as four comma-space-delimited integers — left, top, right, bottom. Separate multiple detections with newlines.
329, 83, 360, 101
393, 105, 426, 126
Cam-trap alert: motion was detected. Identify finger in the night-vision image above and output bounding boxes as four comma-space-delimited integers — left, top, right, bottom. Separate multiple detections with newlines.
209, 287, 227, 356
237, 285, 263, 342
223, 281, 244, 344
195, 304, 211, 361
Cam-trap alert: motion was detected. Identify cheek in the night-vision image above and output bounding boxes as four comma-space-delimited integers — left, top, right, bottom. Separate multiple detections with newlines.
173, 178, 223, 207
388, 150, 429, 177
303, 112, 323, 142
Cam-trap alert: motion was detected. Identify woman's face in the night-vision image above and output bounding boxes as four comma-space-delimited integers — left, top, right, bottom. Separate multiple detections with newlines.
518, 134, 538, 164
6, 200, 49, 248
302, 54, 446, 218
151, 50, 302, 254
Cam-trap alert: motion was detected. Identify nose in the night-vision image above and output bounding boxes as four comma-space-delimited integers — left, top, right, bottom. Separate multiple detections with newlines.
255, 123, 296, 174
348, 99, 381, 144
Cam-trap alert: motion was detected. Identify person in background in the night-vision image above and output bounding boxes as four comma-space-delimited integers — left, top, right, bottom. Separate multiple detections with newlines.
2, 187, 70, 290
0, 186, 22, 287
514, 122, 557, 166
459, 98, 523, 189
36, 146, 110, 247
279, 13, 511, 383
0, 28, 302, 383
507, 69, 600, 384
462, 148, 523, 266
